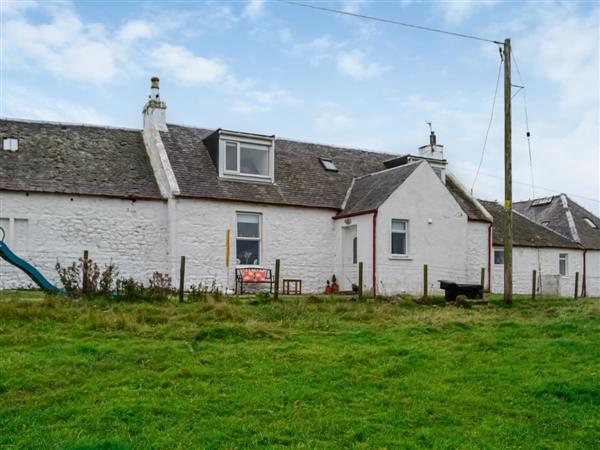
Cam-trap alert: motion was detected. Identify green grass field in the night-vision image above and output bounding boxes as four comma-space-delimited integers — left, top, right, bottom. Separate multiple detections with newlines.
1, 291, 599, 449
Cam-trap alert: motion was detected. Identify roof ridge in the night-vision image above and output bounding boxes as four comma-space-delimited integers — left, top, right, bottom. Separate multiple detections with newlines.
165, 122, 400, 157
560, 194, 581, 243
354, 159, 422, 180
1, 117, 141, 132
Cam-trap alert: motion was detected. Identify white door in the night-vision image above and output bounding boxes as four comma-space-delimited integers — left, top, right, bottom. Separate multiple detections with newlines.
341, 225, 358, 291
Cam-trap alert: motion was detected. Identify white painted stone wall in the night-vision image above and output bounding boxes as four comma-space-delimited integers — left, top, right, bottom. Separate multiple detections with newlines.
375, 163, 473, 296
467, 221, 491, 290
173, 198, 337, 293
584, 250, 600, 297
491, 246, 584, 297
0, 191, 168, 289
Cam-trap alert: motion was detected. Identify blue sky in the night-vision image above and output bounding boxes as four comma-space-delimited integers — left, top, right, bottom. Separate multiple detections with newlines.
1, 0, 599, 213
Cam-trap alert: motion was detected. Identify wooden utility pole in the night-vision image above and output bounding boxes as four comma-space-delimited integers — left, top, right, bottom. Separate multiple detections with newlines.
273, 259, 280, 301
179, 256, 186, 303
423, 264, 428, 301
358, 262, 363, 301
503, 38, 513, 305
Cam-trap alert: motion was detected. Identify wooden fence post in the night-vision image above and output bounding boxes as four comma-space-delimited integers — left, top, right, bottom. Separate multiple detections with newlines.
574, 272, 579, 300
274, 259, 280, 301
532, 269, 537, 300
480, 267, 485, 291
358, 262, 363, 301
179, 256, 185, 303
82, 250, 89, 295
423, 264, 428, 301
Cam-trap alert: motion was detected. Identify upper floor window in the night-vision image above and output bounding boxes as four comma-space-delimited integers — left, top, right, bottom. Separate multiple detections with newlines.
214, 130, 275, 183
225, 141, 270, 177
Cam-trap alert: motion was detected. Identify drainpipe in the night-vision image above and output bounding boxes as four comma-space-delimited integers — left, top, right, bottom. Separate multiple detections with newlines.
582, 249, 587, 297
487, 223, 492, 292
372, 210, 378, 297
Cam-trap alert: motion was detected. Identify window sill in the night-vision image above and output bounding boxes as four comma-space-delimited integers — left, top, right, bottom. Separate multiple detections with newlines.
389, 255, 412, 260
220, 174, 274, 184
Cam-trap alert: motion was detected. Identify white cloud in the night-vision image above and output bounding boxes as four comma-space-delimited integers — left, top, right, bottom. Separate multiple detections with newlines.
152, 44, 227, 85
293, 34, 347, 65
342, 0, 367, 15
117, 20, 156, 42
242, 0, 265, 20
336, 50, 388, 80
232, 88, 298, 114
3, 86, 113, 126
437, 1, 497, 25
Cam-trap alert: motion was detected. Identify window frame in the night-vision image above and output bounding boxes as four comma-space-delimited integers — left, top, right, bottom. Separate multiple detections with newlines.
390, 219, 409, 257
559, 253, 568, 277
236, 212, 262, 266
320, 157, 338, 172
219, 133, 275, 183
494, 250, 504, 265
3, 137, 18, 152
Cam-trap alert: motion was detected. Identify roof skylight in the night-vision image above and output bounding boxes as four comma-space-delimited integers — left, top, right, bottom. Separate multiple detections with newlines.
320, 157, 338, 172
531, 197, 552, 206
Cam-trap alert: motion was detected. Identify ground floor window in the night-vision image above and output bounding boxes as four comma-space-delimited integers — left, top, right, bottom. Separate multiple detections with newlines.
494, 250, 504, 264
391, 219, 408, 256
236, 212, 261, 265
559, 253, 568, 276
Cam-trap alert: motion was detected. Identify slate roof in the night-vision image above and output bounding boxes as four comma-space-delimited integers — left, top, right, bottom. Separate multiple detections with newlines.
338, 162, 421, 216
480, 200, 581, 249
514, 195, 600, 250
0, 119, 163, 199
160, 125, 396, 209
161, 124, 490, 220
445, 173, 491, 222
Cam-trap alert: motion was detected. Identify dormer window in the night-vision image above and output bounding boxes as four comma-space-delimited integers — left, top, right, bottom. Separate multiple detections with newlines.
224, 141, 270, 176
3, 138, 18, 151
320, 157, 337, 172
208, 129, 275, 183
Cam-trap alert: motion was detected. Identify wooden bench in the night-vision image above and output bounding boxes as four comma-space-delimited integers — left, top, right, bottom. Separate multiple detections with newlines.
235, 268, 273, 294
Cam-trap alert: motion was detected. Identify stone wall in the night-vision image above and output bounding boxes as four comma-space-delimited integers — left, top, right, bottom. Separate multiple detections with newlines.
0, 191, 168, 289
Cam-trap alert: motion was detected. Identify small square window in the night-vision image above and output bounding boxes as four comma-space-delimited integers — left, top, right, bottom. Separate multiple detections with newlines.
494, 250, 504, 265
3, 138, 18, 151
320, 158, 337, 172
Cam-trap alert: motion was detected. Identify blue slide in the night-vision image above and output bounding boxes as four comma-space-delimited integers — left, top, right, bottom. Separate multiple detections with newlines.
0, 239, 61, 293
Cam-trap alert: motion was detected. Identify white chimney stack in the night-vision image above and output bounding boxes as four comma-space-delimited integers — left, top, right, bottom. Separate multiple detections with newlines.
418, 130, 444, 160
143, 76, 167, 132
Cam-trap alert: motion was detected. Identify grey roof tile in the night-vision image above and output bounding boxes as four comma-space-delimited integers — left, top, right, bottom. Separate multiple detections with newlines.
0, 119, 163, 199
480, 200, 580, 249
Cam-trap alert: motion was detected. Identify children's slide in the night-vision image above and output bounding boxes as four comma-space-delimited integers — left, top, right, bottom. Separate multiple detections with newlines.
0, 227, 61, 293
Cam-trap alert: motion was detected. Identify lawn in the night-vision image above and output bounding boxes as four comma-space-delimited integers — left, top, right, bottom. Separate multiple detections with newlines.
0, 291, 599, 449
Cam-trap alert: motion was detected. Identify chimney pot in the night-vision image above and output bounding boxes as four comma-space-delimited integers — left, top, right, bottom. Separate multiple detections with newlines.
430, 131, 436, 146
151, 76, 160, 88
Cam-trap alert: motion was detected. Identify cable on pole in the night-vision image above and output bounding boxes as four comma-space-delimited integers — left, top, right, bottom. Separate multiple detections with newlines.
471, 50, 503, 194
280, 1, 503, 45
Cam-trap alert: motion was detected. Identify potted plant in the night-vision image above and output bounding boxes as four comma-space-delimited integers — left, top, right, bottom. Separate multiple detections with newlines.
324, 279, 332, 294
331, 274, 339, 294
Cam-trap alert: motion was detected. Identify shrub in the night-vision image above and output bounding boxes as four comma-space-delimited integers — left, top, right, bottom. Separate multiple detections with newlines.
115, 277, 146, 302
147, 272, 175, 301
56, 257, 117, 298
187, 280, 222, 303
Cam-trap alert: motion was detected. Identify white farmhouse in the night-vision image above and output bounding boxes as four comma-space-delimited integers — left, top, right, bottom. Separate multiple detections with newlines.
1, 77, 494, 295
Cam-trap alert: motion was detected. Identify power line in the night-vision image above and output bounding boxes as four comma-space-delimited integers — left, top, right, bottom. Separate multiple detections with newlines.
471, 51, 503, 194
280, 1, 503, 45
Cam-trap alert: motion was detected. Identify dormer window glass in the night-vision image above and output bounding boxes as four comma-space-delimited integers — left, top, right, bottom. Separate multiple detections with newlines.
224, 140, 270, 177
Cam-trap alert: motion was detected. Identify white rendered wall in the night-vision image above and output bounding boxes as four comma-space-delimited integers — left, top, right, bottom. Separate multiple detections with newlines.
467, 221, 491, 290
0, 191, 168, 289
584, 250, 600, 297
173, 198, 337, 293
491, 246, 584, 297
375, 163, 472, 296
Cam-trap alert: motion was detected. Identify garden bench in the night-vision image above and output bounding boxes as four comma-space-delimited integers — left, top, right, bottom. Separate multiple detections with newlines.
235, 268, 273, 294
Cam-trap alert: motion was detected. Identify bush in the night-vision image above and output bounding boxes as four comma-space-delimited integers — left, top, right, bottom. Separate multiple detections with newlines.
115, 272, 174, 302
56, 257, 117, 298
187, 280, 222, 303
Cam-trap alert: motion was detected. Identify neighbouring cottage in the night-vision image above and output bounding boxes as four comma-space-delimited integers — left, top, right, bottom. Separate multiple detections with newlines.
1, 78, 597, 296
